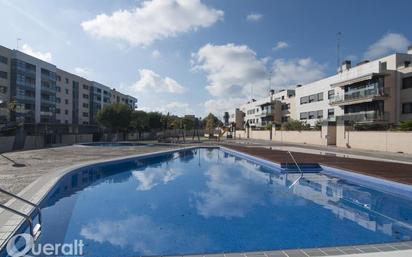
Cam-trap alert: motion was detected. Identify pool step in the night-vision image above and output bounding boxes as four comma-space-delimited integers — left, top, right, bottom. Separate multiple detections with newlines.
281, 163, 322, 173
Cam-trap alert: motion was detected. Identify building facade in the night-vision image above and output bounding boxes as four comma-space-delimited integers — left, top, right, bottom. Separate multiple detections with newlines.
225, 47, 412, 128
296, 50, 412, 126
0, 44, 137, 133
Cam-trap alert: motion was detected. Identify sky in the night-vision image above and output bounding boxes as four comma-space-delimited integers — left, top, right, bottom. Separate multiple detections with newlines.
0, 0, 411, 118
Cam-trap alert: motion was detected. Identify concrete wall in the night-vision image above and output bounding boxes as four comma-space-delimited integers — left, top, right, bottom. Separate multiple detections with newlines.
337, 130, 412, 154
24, 136, 45, 150
235, 129, 326, 146
272, 130, 325, 146
0, 136, 14, 153
61, 134, 93, 144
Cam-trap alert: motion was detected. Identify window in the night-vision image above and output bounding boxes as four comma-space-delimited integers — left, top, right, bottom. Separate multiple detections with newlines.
403, 77, 412, 90
83, 112, 89, 117
83, 103, 89, 108
56, 86, 61, 92
0, 71, 7, 79
317, 92, 323, 101
83, 94, 89, 99
56, 108, 60, 114
65, 99, 69, 104
0, 85, 7, 93
308, 111, 316, 119
309, 95, 316, 103
64, 110, 69, 115
83, 84, 89, 90
0, 55, 8, 64
317, 110, 323, 119
405, 61, 410, 68
328, 90, 334, 99
65, 89, 69, 94
56, 97, 61, 103
402, 103, 412, 114
57, 75, 61, 82
65, 78, 69, 84
300, 96, 308, 104
281, 103, 290, 110
328, 108, 335, 119
300, 112, 308, 120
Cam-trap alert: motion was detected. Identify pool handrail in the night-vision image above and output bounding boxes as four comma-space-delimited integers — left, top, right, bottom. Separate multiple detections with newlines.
287, 151, 304, 189
0, 187, 42, 239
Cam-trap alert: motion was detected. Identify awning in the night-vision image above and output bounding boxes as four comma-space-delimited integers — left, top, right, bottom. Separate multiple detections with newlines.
331, 73, 384, 88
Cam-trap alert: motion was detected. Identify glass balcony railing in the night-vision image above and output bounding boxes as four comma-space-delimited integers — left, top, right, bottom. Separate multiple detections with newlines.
256, 109, 274, 117
330, 86, 389, 105
336, 111, 389, 123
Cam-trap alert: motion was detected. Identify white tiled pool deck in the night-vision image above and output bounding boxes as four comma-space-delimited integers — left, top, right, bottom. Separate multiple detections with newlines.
1, 144, 412, 256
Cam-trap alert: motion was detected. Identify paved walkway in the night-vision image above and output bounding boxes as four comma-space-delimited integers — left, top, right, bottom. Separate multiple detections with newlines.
0, 144, 176, 204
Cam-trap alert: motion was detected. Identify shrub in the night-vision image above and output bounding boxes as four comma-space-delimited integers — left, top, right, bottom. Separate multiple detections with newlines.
281, 120, 311, 131
399, 119, 412, 131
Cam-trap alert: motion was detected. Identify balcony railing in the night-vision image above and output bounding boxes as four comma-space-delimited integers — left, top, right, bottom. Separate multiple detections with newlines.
256, 109, 274, 117
330, 87, 389, 105
336, 111, 389, 123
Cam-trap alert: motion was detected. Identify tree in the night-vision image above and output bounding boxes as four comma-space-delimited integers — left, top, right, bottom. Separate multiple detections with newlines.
399, 119, 412, 131
281, 120, 311, 131
182, 117, 195, 130
96, 104, 132, 133
204, 113, 221, 136
130, 110, 149, 139
147, 112, 163, 130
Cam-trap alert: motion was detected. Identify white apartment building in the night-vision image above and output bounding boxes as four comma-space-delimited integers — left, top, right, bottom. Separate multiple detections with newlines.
225, 89, 296, 129
296, 48, 412, 126
225, 46, 412, 128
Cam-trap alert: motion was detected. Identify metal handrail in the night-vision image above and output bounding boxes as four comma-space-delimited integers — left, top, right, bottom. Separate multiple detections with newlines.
0, 203, 37, 238
287, 151, 304, 189
0, 188, 42, 238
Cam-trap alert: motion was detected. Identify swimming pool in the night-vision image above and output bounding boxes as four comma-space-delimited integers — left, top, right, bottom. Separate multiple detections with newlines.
80, 142, 154, 147
3, 147, 412, 256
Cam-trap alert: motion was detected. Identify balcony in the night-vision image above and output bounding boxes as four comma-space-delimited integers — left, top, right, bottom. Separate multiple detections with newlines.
330, 87, 389, 106
336, 111, 389, 123
256, 109, 274, 117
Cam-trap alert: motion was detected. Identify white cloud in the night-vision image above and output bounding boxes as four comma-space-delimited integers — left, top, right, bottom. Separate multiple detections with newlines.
203, 98, 246, 117
138, 101, 190, 115
194, 164, 268, 218
74, 67, 93, 77
132, 69, 185, 94
166, 101, 189, 109
81, 0, 224, 46
21, 44, 52, 62
364, 33, 410, 60
81, 215, 211, 255
192, 43, 268, 98
270, 58, 326, 89
193, 43, 326, 117
133, 168, 182, 191
246, 13, 263, 22
272, 41, 289, 51
151, 49, 161, 58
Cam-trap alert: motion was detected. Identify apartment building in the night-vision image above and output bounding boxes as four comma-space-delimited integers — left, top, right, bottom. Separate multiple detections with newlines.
0, 46, 11, 124
0, 44, 137, 134
296, 48, 412, 126
225, 47, 412, 128
56, 69, 91, 126
111, 89, 137, 109
10, 50, 57, 125
225, 89, 296, 129
224, 108, 244, 129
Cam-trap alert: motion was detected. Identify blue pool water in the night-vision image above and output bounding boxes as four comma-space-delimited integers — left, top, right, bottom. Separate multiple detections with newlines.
81, 142, 153, 147
6, 148, 412, 256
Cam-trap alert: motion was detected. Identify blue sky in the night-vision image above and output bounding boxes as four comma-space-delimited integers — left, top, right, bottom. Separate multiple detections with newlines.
0, 0, 411, 117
